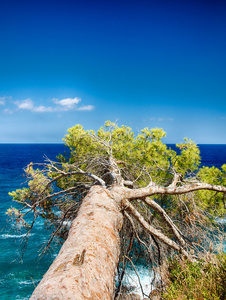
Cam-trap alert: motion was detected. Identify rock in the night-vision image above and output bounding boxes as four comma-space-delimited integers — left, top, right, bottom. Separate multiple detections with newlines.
117, 293, 142, 299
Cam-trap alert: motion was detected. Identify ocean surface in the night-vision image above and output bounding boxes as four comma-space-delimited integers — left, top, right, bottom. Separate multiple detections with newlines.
0, 144, 226, 299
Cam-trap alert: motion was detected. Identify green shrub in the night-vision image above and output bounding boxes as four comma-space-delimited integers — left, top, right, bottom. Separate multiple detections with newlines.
162, 252, 226, 300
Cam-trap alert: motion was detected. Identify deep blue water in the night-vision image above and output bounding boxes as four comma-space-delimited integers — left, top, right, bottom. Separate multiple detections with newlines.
0, 144, 67, 300
0, 144, 226, 299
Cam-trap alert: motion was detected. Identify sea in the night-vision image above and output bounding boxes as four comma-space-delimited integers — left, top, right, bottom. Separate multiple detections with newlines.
0, 144, 226, 299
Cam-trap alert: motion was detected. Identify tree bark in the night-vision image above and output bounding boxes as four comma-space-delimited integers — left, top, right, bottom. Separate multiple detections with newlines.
125, 182, 226, 200
30, 186, 123, 300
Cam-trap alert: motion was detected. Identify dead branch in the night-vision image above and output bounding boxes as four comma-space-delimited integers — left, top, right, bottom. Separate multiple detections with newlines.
122, 199, 192, 260
125, 182, 226, 200
142, 197, 187, 248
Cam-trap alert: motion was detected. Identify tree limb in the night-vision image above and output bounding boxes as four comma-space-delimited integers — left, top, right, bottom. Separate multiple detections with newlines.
169, 172, 183, 187
122, 199, 193, 260
125, 182, 226, 200
142, 197, 187, 248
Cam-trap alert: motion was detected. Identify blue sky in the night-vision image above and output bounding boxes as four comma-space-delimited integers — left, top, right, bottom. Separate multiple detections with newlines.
0, 0, 225, 143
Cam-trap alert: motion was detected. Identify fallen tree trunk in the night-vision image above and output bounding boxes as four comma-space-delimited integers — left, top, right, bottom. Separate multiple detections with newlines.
30, 186, 123, 300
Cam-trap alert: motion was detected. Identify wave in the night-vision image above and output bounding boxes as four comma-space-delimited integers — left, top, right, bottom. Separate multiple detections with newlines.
215, 217, 226, 224
18, 279, 39, 286
118, 265, 159, 297
63, 220, 72, 228
0, 233, 34, 239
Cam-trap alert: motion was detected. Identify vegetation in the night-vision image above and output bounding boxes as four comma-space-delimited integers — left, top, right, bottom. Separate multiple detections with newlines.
162, 252, 226, 300
7, 121, 226, 299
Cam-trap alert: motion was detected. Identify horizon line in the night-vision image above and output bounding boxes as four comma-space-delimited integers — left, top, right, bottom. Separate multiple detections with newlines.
0, 142, 225, 145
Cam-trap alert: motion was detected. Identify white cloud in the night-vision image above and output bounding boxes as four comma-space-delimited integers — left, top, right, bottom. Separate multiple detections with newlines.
33, 105, 54, 112
16, 99, 34, 110
53, 97, 81, 111
14, 97, 94, 113
15, 99, 51, 112
15, 99, 57, 112
77, 105, 95, 111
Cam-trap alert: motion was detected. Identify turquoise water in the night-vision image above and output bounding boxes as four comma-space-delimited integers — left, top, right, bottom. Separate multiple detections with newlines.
0, 144, 225, 299
0, 144, 67, 299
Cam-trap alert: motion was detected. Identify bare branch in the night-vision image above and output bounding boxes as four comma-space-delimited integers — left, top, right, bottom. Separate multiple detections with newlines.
39, 203, 78, 257
33, 186, 78, 208
124, 211, 151, 255
122, 199, 192, 260
109, 156, 124, 186
125, 255, 148, 298
169, 172, 183, 187
32, 161, 106, 188
90, 132, 112, 154
123, 180, 134, 188
143, 197, 187, 248
76, 168, 106, 187
125, 182, 226, 200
